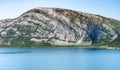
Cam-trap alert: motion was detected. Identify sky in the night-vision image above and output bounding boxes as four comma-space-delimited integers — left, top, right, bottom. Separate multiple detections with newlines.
0, 0, 120, 20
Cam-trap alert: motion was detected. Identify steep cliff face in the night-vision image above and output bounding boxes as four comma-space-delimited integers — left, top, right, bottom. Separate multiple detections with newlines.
0, 7, 120, 47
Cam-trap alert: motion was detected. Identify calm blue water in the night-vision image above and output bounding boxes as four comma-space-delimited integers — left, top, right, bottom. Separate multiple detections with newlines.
0, 47, 120, 70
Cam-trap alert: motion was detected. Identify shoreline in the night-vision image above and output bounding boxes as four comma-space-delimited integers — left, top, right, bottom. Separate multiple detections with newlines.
0, 45, 119, 49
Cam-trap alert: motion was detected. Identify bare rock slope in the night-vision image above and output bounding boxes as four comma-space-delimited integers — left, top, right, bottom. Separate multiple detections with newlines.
0, 7, 120, 47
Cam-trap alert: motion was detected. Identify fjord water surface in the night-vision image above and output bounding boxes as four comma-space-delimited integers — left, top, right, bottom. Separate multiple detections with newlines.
0, 47, 120, 70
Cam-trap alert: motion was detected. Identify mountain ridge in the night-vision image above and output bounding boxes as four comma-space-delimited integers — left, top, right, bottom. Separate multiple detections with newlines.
0, 7, 120, 47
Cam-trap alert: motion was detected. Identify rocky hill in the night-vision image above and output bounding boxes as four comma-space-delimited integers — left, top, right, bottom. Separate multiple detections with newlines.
0, 7, 120, 47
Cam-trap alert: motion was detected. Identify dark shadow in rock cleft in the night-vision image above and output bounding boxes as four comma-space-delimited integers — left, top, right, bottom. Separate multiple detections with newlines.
86, 22, 100, 44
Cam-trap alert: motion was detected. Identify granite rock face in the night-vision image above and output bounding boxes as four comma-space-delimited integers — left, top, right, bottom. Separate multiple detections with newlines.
0, 7, 120, 47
